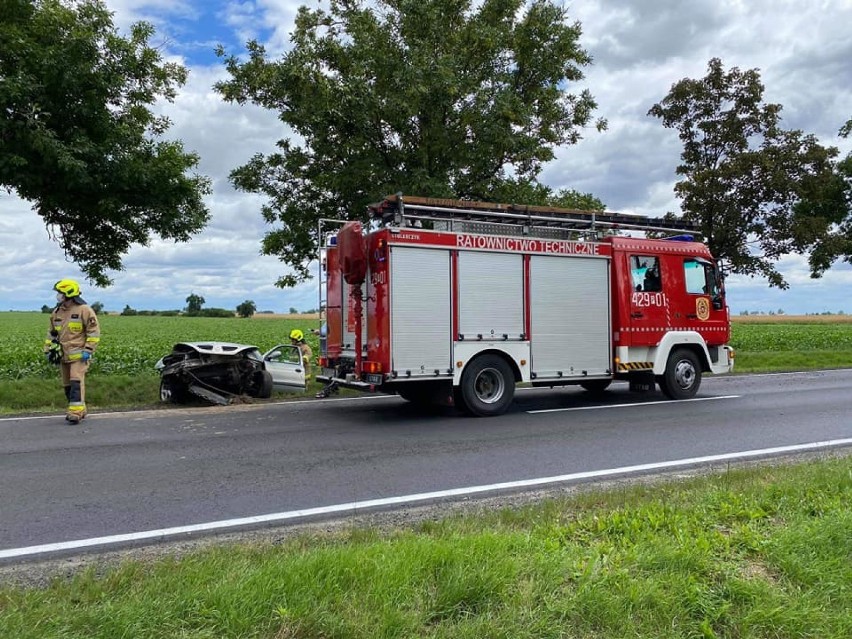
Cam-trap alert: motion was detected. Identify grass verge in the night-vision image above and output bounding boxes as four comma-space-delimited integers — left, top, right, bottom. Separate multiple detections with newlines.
0, 376, 348, 416
4, 359, 849, 415
732, 350, 852, 373
1, 456, 849, 638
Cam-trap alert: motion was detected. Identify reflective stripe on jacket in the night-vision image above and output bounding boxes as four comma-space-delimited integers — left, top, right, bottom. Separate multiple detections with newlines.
45, 300, 101, 363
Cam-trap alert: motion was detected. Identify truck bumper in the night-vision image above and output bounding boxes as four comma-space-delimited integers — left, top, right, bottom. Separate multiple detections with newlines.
709, 345, 735, 375
316, 374, 376, 392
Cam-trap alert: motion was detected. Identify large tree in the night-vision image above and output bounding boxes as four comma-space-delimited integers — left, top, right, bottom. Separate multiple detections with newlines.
0, 0, 211, 286
216, 0, 606, 287
185, 293, 205, 314
799, 118, 852, 276
648, 58, 844, 288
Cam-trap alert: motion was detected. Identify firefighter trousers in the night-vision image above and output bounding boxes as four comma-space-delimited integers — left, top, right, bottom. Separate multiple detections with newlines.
60, 360, 89, 419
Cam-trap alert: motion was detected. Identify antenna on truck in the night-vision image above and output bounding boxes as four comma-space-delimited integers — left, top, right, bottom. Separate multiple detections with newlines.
368, 193, 699, 240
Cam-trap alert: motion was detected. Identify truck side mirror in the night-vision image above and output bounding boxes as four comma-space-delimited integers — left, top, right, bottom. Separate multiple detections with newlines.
712, 294, 723, 310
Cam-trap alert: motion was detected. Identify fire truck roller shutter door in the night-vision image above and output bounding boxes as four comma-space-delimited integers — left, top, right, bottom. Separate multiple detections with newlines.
458, 251, 523, 339
529, 255, 611, 379
391, 247, 452, 376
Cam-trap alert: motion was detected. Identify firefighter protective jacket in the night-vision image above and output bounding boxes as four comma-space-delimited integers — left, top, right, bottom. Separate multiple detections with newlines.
298, 342, 312, 374
45, 298, 101, 362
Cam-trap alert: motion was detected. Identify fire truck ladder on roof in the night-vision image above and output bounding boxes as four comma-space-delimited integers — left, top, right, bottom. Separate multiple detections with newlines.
316, 217, 348, 324
369, 194, 700, 240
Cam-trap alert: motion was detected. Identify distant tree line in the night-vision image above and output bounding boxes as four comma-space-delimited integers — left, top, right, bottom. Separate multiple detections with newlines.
38, 298, 299, 317
739, 310, 847, 316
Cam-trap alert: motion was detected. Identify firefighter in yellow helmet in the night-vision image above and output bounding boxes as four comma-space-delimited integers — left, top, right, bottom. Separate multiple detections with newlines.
289, 328, 312, 377
44, 279, 101, 424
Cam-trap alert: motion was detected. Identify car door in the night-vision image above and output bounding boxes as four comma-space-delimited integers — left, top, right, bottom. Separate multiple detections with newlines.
262, 344, 307, 393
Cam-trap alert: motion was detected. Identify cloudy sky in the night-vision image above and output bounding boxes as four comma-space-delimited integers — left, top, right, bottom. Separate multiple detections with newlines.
2, 0, 851, 314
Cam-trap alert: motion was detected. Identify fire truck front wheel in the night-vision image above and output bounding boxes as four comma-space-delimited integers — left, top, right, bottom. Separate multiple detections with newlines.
658, 348, 702, 400
459, 354, 515, 417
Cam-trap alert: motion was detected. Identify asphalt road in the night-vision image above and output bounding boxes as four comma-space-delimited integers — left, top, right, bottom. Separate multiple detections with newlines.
2, 369, 851, 561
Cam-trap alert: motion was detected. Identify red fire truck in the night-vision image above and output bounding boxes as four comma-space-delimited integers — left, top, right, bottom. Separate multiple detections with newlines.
317, 194, 734, 416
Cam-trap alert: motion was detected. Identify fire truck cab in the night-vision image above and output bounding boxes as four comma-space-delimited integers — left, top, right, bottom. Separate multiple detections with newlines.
317, 195, 734, 416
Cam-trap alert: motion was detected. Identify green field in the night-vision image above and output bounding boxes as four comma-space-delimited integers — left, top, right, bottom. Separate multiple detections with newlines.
0, 313, 325, 413
2, 312, 321, 381
2, 312, 852, 414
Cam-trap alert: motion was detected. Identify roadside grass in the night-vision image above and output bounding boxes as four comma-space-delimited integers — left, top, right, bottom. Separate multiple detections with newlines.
732, 350, 852, 373
0, 376, 342, 415
1, 457, 849, 638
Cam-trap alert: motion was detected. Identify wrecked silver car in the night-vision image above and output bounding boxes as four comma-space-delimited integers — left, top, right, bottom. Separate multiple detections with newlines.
155, 342, 307, 405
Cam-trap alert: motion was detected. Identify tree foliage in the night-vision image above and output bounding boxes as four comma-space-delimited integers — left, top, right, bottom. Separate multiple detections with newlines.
801, 118, 852, 275
216, 0, 605, 286
488, 178, 606, 211
185, 293, 205, 314
0, 0, 211, 286
236, 300, 257, 318
648, 58, 846, 288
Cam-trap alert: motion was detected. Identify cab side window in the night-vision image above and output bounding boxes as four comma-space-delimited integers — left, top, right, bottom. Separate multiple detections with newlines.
266, 345, 302, 364
631, 255, 661, 292
683, 258, 716, 295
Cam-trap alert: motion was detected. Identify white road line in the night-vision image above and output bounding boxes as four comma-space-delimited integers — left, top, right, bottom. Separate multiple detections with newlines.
2, 437, 851, 560
527, 394, 740, 414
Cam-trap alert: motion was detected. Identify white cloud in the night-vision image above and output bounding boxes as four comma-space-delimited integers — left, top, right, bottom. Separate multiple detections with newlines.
1, 0, 850, 315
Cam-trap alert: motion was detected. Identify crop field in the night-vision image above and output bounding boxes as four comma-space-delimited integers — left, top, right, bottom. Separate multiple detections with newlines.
2, 312, 852, 382
732, 321, 852, 351
1, 312, 322, 381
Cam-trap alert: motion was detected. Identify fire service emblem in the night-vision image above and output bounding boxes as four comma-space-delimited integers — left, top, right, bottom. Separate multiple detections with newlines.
696, 297, 710, 321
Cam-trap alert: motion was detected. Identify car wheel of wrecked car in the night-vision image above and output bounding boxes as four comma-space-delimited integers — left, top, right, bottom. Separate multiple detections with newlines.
248, 370, 274, 399
159, 379, 189, 404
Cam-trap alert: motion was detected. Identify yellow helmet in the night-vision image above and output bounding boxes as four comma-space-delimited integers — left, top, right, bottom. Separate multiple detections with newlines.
289, 329, 304, 341
54, 279, 81, 298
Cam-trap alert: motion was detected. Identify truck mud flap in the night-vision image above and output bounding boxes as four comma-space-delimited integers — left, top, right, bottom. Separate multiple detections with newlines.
628, 370, 655, 393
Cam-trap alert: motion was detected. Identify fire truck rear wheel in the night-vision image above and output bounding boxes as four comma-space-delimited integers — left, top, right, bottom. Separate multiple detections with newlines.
459, 354, 515, 417
659, 348, 702, 400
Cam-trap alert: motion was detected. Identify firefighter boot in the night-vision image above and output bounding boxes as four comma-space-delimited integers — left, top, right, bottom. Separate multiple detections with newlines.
66, 380, 86, 424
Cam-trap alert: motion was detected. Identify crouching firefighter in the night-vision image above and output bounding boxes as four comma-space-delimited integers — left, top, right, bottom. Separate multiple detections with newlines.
44, 279, 101, 424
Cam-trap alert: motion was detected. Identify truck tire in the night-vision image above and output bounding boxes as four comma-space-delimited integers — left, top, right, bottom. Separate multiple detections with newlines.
580, 380, 612, 394
658, 348, 701, 400
459, 354, 515, 417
